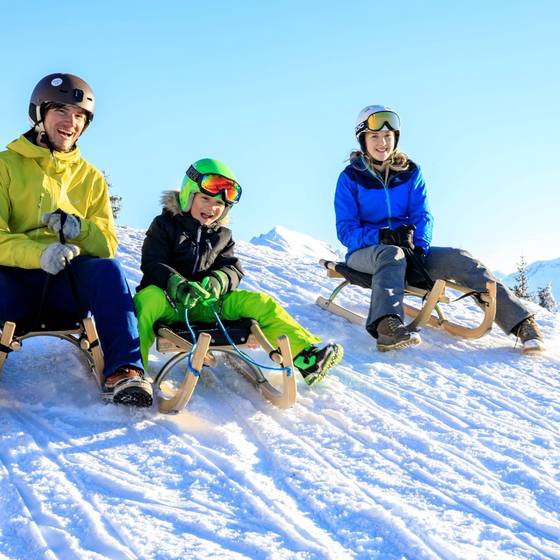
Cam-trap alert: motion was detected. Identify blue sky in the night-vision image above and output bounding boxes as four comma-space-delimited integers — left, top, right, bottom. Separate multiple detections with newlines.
1, 0, 558, 272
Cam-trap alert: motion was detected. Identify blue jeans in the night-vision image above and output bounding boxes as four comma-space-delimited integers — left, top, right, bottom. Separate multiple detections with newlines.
347, 245, 531, 336
0, 257, 143, 378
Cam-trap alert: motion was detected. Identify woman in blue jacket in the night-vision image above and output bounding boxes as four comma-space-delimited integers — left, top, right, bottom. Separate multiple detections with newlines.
334, 105, 544, 353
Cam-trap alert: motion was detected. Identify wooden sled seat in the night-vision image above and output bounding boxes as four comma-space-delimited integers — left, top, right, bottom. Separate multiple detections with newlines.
154, 318, 296, 414
316, 259, 497, 339
0, 316, 104, 386
154, 318, 256, 350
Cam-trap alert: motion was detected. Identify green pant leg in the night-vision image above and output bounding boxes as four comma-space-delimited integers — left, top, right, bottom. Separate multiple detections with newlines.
133, 285, 182, 368
219, 289, 320, 356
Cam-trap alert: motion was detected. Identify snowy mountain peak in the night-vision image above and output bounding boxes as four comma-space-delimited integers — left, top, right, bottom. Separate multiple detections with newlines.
250, 225, 341, 261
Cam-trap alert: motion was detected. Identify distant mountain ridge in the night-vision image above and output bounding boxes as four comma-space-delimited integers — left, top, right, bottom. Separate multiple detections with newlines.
250, 225, 342, 261
500, 257, 560, 301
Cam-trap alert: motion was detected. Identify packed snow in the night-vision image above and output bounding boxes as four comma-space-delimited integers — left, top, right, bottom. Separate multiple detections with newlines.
1, 225, 559, 560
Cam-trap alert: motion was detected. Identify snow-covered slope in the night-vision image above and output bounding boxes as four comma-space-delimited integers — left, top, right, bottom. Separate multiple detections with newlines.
1, 225, 559, 560
501, 257, 560, 301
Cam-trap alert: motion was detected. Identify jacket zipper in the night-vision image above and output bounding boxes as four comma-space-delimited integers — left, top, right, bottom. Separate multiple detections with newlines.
362, 157, 394, 228
191, 226, 202, 276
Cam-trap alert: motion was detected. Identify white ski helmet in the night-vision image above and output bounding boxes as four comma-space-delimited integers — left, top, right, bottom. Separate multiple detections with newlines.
355, 105, 401, 151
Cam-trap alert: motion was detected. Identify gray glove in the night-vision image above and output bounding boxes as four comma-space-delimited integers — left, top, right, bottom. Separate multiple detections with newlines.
42, 211, 81, 240
40, 243, 80, 275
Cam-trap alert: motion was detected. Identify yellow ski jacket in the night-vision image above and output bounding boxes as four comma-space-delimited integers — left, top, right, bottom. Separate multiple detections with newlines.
0, 135, 117, 268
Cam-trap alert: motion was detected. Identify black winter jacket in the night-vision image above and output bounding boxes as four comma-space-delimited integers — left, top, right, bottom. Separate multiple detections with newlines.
137, 191, 244, 293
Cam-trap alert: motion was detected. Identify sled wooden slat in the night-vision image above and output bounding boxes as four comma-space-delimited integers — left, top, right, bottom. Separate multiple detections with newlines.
235, 332, 296, 409
158, 333, 211, 414
0, 321, 17, 375
439, 280, 497, 339
406, 279, 447, 331
82, 317, 104, 387
0, 319, 105, 382
317, 260, 497, 340
316, 297, 365, 325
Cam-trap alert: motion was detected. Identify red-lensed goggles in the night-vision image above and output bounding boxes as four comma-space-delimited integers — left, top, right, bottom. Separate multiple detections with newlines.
355, 111, 401, 135
186, 166, 242, 205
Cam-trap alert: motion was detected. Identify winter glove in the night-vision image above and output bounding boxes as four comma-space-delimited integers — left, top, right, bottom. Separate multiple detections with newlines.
166, 273, 198, 308
202, 271, 228, 299
379, 225, 415, 250
42, 210, 81, 240
40, 243, 80, 275
393, 224, 416, 250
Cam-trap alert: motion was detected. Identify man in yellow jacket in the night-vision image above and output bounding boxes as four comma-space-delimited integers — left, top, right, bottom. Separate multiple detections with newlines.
0, 73, 152, 407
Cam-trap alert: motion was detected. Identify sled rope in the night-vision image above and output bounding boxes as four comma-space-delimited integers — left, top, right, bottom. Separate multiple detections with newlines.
183, 301, 203, 377
209, 305, 292, 376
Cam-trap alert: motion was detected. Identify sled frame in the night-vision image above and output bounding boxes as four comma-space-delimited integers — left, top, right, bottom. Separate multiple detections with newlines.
316, 260, 497, 339
0, 317, 105, 386
153, 321, 296, 414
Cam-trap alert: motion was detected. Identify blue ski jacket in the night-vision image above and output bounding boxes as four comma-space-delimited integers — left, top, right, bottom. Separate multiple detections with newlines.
334, 156, 433, 258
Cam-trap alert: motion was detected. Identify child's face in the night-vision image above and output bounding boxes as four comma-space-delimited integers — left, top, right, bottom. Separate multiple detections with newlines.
190, 192, 226, 225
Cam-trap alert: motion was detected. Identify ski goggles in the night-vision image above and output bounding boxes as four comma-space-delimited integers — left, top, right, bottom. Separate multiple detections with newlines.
186, 166, 242, 205
355, 111, 400, 135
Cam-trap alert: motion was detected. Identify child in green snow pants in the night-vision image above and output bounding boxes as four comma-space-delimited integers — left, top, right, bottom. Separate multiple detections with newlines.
134, 158, 343, 385
134, 285, 320, 368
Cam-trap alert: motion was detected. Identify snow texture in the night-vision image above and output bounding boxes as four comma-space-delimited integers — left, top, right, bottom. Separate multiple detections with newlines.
0, 225, 559, 560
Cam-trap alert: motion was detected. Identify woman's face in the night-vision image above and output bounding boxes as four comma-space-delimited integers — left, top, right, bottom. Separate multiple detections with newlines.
363, 130, 396, 162
190, 193, 226, 225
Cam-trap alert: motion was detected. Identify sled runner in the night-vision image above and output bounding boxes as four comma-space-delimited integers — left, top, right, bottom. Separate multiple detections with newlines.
0, 316, 104, 385
153, 318, 296, 414
316, 259, 497, 339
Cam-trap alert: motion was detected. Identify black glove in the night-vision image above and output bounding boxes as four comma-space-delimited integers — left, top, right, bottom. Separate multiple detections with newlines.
379, 224, 415, 250
393, 224, 415, 250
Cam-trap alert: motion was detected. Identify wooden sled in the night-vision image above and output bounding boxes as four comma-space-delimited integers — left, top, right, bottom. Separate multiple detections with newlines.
153, 318, 296, 414
0, 316, 105, 386
316, 259, 497, 339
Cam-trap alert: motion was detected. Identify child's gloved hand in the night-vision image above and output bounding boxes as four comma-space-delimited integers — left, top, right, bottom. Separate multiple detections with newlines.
166, 273, 198, 308
198, 271, 229, 306
191, 278, 219, 307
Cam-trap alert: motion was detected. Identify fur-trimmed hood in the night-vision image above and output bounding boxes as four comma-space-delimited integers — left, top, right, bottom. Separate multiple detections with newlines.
160, 190, 182, 216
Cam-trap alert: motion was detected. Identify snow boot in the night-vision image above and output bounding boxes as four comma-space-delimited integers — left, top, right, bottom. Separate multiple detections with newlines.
513, 317, 545, 354
294, 343, 344, 386
104, 366, 153, 407
376, 315, 421, 352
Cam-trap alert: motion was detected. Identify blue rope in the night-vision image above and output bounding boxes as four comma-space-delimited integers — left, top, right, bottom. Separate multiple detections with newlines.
183, 301, 202, 377
209, 305, 292, 376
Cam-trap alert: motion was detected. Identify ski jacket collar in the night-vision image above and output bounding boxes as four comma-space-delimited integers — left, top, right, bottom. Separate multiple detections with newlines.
345, 157, 419, 190
7, 135, 82, 164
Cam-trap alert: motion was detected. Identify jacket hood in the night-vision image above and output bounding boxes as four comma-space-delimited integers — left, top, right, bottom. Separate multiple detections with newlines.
161, 190, 182, 216
7, 135, 82, 164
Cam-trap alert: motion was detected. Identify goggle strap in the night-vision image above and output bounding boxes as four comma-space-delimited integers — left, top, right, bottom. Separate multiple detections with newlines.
186, 165, 202, 184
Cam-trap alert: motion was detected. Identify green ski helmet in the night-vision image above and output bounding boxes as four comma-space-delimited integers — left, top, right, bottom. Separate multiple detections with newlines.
179, 158, 241, 213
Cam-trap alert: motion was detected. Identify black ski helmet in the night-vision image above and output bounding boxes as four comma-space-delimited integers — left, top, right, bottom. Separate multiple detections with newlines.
29, 73, 95, 127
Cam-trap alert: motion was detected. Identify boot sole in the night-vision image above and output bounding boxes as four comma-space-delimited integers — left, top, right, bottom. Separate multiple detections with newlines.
105, 378, 154, 407
304, 346, 344, 386
377, 334, 421, 352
